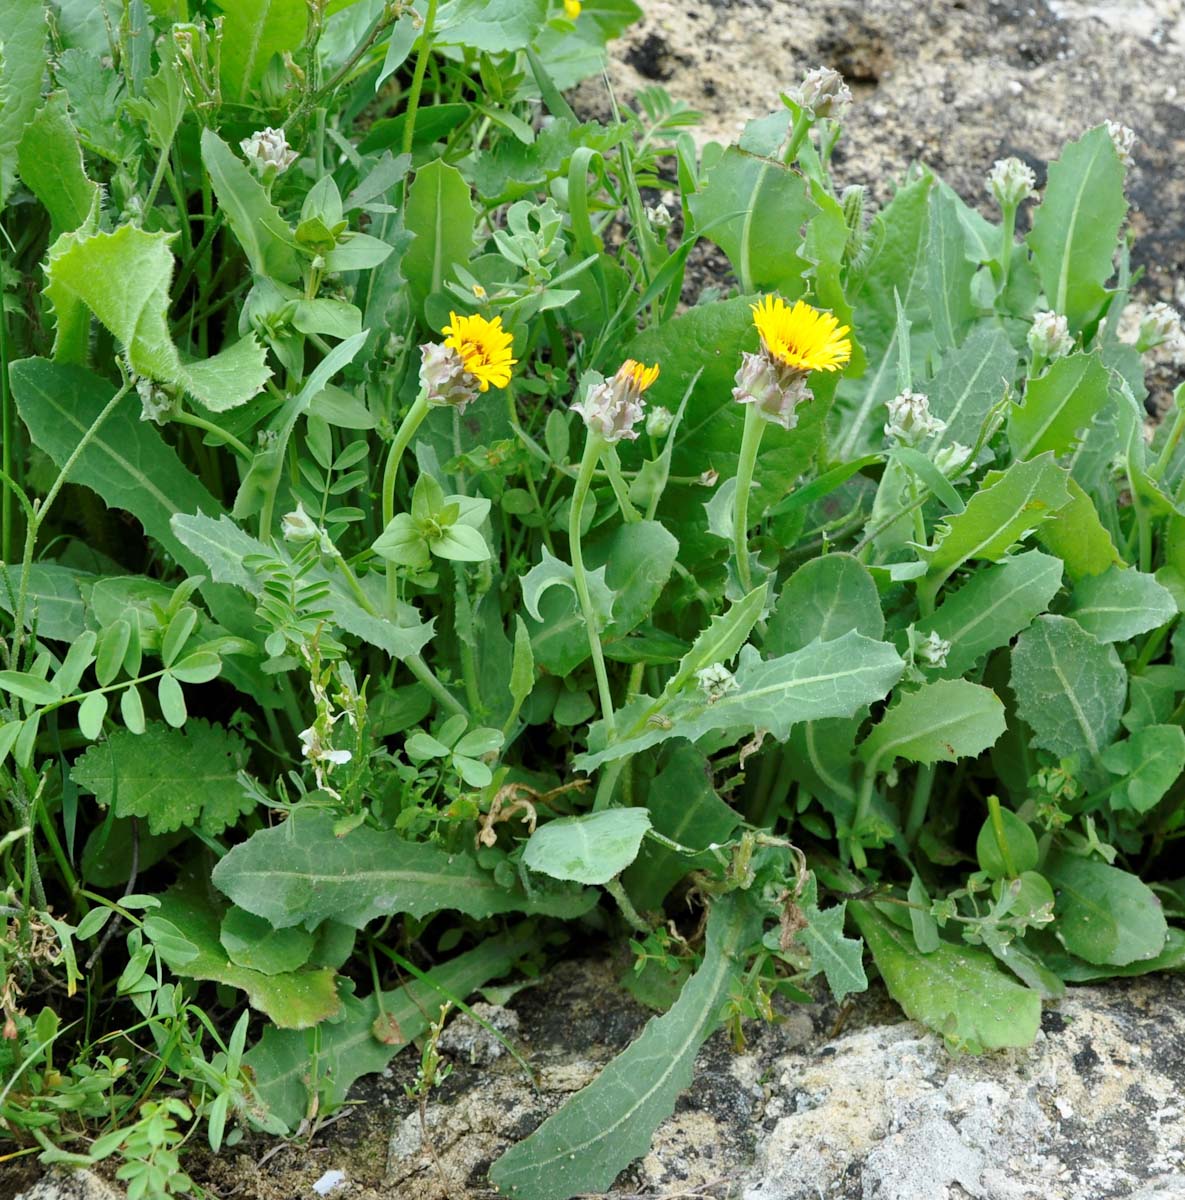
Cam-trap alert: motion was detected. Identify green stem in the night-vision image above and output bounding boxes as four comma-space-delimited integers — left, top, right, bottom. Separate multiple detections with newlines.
732, 404, 766, 594
998, 204, 1017, 296
1, 265, 12, 566
987, 794, 1017, 877
381, 390, 430, 611
603, 446, 639, 522
604, 877, 651, 933
570, 432, 615, 737
904, 763, 934, 844
782, 109, 813, 165
401, 0, 439, 156
1152, 396, 1185, 481
171, 409, 253, 460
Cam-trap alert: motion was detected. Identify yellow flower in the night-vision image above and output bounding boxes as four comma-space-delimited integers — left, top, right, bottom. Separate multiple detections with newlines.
442, 311, 517, 392
564, 0, 581, 17
620, 359, 660, 394
751, 294, 852, 374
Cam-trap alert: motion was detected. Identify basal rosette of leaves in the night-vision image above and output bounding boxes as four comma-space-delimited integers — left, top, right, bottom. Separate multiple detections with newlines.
0, 5, 1183, 1197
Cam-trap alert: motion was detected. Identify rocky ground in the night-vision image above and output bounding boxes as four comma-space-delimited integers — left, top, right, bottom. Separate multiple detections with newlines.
10, 2, 1185, 1198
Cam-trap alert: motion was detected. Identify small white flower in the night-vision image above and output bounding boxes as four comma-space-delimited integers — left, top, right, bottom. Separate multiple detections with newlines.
1027, 311, 1074, 361
1105, 120, 1136, 169
916, 629, 951, 669
696, 662, 740, 703
298, 725, 352, 767
933, 441, 973, 476
281, 502, 320, 544
644, 202, 673, 233
321, 747, 353, 766
884, 390, 946, 447
240, 126, 298, 176
987, 157, 1037, 209
135, 377, 172, 425
785, 66, 852, 120
1137, 302, 1183, 353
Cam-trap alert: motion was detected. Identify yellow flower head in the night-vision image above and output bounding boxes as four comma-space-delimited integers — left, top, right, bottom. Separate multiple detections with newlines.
751, 295, 851, 374
618, 359, 660, 394
442, 311, 517, 392
564, 0, 582, 18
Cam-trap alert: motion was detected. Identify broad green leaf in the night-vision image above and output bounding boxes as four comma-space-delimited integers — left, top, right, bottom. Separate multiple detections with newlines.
71, 721, 255, 836
1027, 125, 1127, 330
922, 453, 1071, 597
1100, 725, 1185, 813
797, 876, 867, 1003
246, 926, 539, 1131
1008, 352, 1111, 461
0, 0, 48, 204
579, 632, 903, 771
123, 49, 187, 152
532, 0, 642, 91
916, 551, 1063, 679
688, 146, 814, 295
1043, 850, 1168, 967
0, 671, 60, 706
1036, 478, 1123, 581
153, 881, 339, 1029
850, 901, 1040, 1052
16, 93, 99, 235
765, 553, 883, 656
201, 129, 302, 283
403, 159, 477, 320
436, 0, 547, 51
1039, 926, 1185, 983
43, 224, 272, 410
1123, 665, 1185, 733
623, 744, 739, 910
490, 893, 758, 1200
1010, 614, 1126, 764
77, 692, 107, 741
219, 907, 314, 976
802, 180, 865, 374
589, 520, 679, 641
0, 562, 93, 640
928, 325, 1017, 452
974, 807, 1039, 879
859, 679, 1005, 770
1067, 566, 1177, 643
926, 183, 976, 350
212, 809, 596, 929
216, 0, 307, 103
523, 809, 652, 885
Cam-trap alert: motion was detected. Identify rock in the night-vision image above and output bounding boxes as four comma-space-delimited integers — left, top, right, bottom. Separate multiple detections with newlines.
436, 1001, 520, 1066
13, 1169, 124, 1200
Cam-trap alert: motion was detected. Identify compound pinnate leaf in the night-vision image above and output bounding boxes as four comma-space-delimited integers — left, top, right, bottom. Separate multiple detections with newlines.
523, 809, 652, 886
212, 809, 596, 929
71, 721, 255, 836
490, 893, 758, 1200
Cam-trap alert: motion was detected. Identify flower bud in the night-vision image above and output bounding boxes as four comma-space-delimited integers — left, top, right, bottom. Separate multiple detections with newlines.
645, 406, 674, 439
645, 202, 673, 233
731, 350, 810, 431
987, 157, 1037, 209
281, 501, 320, 544
1137, 302, 1183, 353
1027, 310, 1074, 361
696, 662, 740, 703
933, 441, 973, 477
884, 390, 946, 447
785, 66, 852, 120
916, 629, 951, 669
571, 359, 659, 444
135, 377, 174, 425
419, 341, 481, 413
240, 127, 298, 177
1105, 120, 1136, 169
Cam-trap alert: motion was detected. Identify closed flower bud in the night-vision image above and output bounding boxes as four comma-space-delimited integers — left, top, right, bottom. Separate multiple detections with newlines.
785, 66, 852, 120
916, 629, 951, 669
933, 441, 973, 476
572, 359, 659, 443
135, 377, 174, 425
1028, 310, 1074, 361
1137, 302, 1183, 352
732, 350, 810, 431
987, 156, 1037, 209
240, 126, 298, 176
1105, 120, 1136, 169
884, 390, 946, 447
696, 662, 740, 703
281, 501, 320, 544
419, 341, 481, 412
646, 406, 674, 438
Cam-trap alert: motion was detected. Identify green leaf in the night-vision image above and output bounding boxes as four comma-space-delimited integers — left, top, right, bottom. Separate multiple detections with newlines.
1067, 566, 1178, 643
1100, 725, 1185, 813
509, 616, 535, 708
157, 672, 187, 728
246, 926, 540, 1132
402, 159, 476, 321
917, 551, 1063, 679
0, 670, 60, 706
927, 325, 1017, 452
1010, 615, 1126, 764
926, 183, 976, 350
0, 562, 92, 640
489, 893, 758, 1200
850, 901, 1040, 1052
660, 585, 766, 702
765, 553, 884, 656
579, 632, 903, 771
216, 0, 307, 103
1035, 478, 1123, 581
1008, 352, 1111, 461
436, 0, 547, 51
859, 679, 1005, 770
219, 907, 314, 976
922, 452, 1071, 597
71, 721, 254, 836
201, 129, 302, 283
591, 520, 679, 641
523, 809, 652, 886
688, 146, 814, 295
212, 809, 596, 929
1043, 850, 1167, 967
152, 880, 339, 1029
16, 93, 99, 236
796, 876, 867, 1003
1027, 125, 1127, 330
0, 0, 48, 204
975, 806, 1039, 879
77, 692, 107, 741
521, 546, 613, 626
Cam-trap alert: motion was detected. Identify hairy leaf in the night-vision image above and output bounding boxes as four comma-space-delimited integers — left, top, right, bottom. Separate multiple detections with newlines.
1067, 566, 1178, 643
524, 809, 652, 885
859, 679, 1006, 769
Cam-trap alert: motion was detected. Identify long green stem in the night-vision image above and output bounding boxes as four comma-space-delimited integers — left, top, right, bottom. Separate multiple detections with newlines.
998, 204, 1017, 296
570, 432, 615, 736
401, 0, 439, 156
904, 763, 935, 844
732, 404, 766, 594
381, 390, 430, 610
1, 264, 12, 565
171, 409, 252, 460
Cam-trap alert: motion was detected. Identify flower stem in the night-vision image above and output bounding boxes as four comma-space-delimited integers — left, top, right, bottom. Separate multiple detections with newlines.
401, 0, 439, 157
783, 109, 813, 165
998, 203, 1017, 296
171, 409, 253, 460
732, 403, 766, 594
570, 431, 616, 737
381, 390, 430, 612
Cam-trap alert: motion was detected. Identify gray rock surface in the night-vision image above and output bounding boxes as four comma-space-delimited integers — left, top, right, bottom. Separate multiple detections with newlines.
12, 1169, 123, 1200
